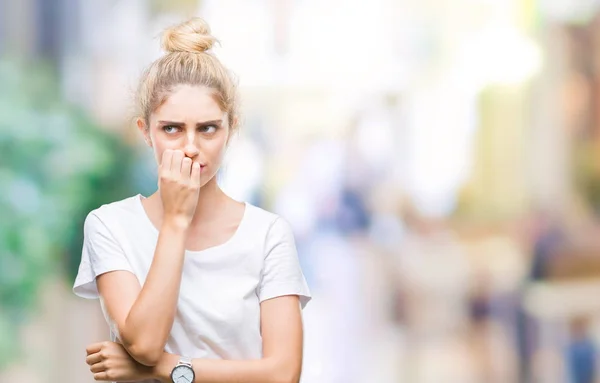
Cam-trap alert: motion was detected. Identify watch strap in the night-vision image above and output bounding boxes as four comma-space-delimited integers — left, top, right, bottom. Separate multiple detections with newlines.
179, 356, 193, 367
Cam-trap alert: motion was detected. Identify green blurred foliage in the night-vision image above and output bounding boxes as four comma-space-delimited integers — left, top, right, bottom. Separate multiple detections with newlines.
0, 59, 137, 369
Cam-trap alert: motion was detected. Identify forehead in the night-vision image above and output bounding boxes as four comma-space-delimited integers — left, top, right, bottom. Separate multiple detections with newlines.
152, 85, 225, 122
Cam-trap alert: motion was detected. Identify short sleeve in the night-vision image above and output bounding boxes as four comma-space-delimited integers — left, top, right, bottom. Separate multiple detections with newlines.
73, 212, 135, 299
258, 217, 312, 309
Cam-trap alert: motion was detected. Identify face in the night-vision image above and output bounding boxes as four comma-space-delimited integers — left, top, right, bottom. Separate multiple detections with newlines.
138, 84, 230, 189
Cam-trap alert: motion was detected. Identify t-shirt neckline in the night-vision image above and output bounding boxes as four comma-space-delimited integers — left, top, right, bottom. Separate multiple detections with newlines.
134, 193, 250, 254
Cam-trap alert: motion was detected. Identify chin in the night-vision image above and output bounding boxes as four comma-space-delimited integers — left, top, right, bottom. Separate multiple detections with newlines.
200, 173, 216, 188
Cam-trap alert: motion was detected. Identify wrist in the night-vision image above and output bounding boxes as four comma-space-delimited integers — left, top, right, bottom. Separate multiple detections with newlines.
152, 353, 179, 383
162, 215, 191, 232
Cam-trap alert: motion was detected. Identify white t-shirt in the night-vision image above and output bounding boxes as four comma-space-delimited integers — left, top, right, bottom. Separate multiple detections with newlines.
73, 194, 311, 381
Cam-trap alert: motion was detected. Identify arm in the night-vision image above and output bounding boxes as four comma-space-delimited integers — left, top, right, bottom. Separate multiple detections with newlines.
86, 295, 304, 383
97, 150, 200, 366
154, 295, 304, 383
96, 220, 187, 366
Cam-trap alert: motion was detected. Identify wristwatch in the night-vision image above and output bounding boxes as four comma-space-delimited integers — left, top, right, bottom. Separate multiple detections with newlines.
170, 356, 195, 383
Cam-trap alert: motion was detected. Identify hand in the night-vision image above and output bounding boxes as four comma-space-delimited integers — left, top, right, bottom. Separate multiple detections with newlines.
86, 341, 153, 382
158, 149, 201, 227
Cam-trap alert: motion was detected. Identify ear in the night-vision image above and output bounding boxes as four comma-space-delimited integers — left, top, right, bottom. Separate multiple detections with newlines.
137, 118, 152, 147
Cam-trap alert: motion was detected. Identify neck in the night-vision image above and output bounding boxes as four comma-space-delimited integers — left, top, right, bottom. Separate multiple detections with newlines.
190, 175, 227, 225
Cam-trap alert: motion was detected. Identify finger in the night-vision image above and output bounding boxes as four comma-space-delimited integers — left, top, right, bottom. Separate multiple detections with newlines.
191, 162, 201, 188
86, 352, 103, 366
181, 157, 193, 180
93, 372, 109, 381
86, 343, 103, 355
171, 150, 185, 174
90, 361, 106, 373
160, 149, 174, 173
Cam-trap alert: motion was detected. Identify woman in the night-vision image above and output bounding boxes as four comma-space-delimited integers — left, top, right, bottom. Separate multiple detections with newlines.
73, 17, 311, 383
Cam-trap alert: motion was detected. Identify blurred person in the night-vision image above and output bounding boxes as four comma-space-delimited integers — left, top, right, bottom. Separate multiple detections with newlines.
72, 17, 311, 383
467, 267, 513, 383
272, 136, 372, 383
516, 210, 565, 383
461, 231, 528, 383
393, 202, 476, 382
566, 316, 596, 383
304, 186, 372, 383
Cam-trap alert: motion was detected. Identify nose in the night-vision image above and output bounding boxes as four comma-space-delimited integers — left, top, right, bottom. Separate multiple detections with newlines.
183, 133, 200, 158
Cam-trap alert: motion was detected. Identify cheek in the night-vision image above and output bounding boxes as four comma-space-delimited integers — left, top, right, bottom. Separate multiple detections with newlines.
206, 137, 228, 159
152, 142, 170, 165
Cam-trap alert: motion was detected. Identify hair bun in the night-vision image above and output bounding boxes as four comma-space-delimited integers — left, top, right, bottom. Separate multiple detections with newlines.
161, 17, 218, 53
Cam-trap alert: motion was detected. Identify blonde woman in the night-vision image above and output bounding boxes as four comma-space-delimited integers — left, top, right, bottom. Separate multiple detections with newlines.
73, 17, 311, 383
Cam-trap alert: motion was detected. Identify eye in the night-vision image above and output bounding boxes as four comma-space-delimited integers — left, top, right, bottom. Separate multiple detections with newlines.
200, 125, 218, 134
163, 125, 180, 134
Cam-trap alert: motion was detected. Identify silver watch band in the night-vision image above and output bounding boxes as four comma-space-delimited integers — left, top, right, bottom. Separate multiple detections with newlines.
179, 356, 193, 366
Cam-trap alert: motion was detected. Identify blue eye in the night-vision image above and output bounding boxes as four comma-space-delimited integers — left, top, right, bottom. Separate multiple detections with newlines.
163, 126, 180, 134
201, 125, 218, 134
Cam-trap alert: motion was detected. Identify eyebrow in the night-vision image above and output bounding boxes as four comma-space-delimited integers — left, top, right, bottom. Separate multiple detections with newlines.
157, 120, 223, 127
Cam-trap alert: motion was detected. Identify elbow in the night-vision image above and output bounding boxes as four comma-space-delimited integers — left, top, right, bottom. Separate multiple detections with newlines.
275, 373, 300, 383
125, 342, 164, 367
119, 328, 166, 366
271, 360, 301, 383
279, 375, 300, 383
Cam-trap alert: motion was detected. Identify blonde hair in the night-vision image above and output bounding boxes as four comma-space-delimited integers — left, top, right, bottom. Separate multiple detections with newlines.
136, 17, 239, 131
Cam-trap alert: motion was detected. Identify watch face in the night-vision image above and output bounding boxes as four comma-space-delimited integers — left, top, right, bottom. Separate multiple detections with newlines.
171, 365, 194, 383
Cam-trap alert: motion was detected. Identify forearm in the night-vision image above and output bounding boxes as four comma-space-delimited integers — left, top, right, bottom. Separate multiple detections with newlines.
121, 220, 188, 361
153, 353, 298, 383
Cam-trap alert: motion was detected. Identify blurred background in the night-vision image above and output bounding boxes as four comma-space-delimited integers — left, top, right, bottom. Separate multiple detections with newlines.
4, 0, 600, 382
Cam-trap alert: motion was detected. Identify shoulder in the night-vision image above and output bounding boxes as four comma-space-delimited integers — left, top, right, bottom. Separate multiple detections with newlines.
245, 203, 293, 235
84, 194, 143, 232
243, 203, 296, 251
